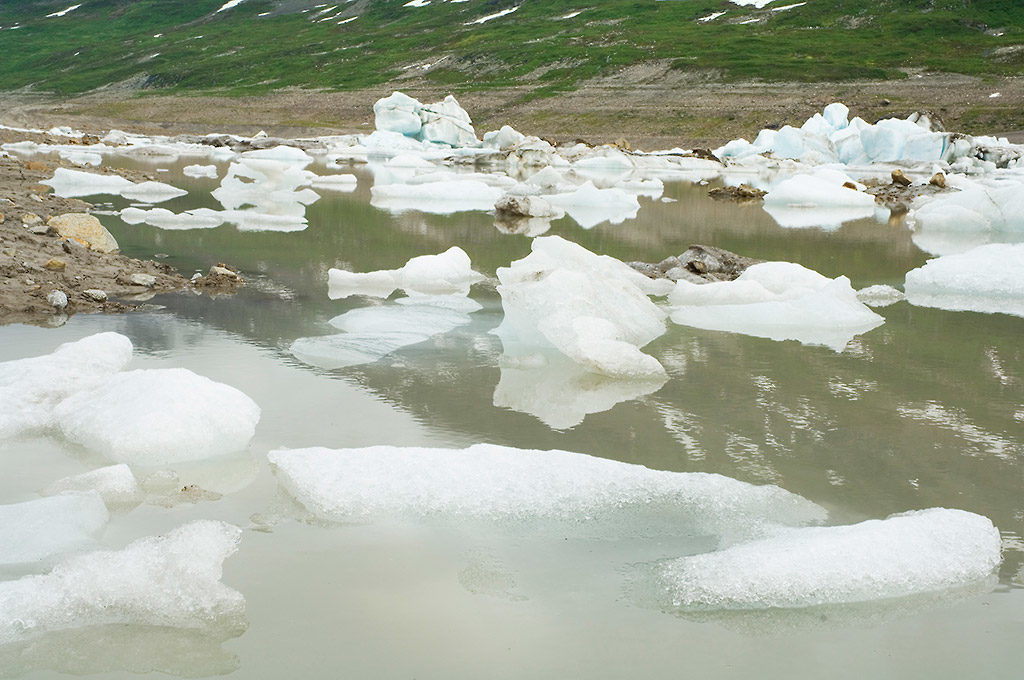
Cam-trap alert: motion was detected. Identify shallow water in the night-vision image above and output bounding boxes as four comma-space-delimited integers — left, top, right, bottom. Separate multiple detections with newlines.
2, 161, 1023, 679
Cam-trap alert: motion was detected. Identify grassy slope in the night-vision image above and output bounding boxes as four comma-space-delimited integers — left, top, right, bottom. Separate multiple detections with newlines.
0, 0, 1021, 95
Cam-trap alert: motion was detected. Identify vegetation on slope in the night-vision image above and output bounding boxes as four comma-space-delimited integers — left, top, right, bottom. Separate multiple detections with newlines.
0, 0, 1021, 95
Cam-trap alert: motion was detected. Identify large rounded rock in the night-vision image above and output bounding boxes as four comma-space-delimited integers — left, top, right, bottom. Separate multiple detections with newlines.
47, 213, 119, 253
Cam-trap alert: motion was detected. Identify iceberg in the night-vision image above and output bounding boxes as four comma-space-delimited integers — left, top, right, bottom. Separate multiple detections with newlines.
904, 243, 1024, 317
669, 261, 885, 351
373, 91, 479, 147
0, 521, 245, 645
0, 492, 108, 567
183, 164, 219, 179
0, 333, 133, 440
762, 169, 877, 230
269, 444, 826, 537
909, 175, 1024, 255
657, 508, 1001, 610
543, 181, 641, 229
495, 236, 671, 379
53, 368, 260, 465
328, 246, 484, 299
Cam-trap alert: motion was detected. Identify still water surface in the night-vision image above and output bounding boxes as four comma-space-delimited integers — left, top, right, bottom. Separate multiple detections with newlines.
1, 163, 1022, 678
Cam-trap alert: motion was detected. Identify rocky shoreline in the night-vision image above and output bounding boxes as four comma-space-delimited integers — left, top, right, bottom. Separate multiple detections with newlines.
0, 150, 241, 327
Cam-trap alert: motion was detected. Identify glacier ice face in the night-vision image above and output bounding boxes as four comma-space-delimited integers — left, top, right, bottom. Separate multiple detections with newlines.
0, 520, 245, 645
0, 333, 134, 440
328, 246, 484, 299
0, 492, 108, 568
669, 261, 885, 351
657, 508, 1001, 610
904, 243, 1024, 317
269, 444, 826, 538
53, 368, 261, 465
495, 236, 670, 379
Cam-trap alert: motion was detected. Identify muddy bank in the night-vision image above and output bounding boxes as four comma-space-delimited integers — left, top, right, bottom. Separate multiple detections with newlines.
2, 70, 1022, 150
0, 153, 240, 327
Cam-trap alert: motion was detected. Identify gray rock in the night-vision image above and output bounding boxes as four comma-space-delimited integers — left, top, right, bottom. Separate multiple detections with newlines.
128, 273, 157, 287
629, 245, 762, 283
46, 290, 68, 309
83, 289, 108, 302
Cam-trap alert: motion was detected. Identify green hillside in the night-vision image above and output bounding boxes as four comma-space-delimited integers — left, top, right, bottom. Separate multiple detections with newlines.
0, 0, 1022, 95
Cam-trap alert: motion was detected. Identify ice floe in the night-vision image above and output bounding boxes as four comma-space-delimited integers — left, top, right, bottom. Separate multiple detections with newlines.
762, 168, 879, 230
669, 261, 885, 351
495, 236, 672, 379
54, 368, 261, 465
657, 508, 1001, 610
904, 243, 1024, 317
212, 156, 320, 231
42, 168, 186, 203
0, 521, 245, 645
183, 164, 219, 179
909, 174, 1024, 255
0, 493, 108, 568
0, 333, 133, 440
291, 295, 480, 369
120, 206, 225, 230
269, 444, 826, 537
328, 246, 484, 299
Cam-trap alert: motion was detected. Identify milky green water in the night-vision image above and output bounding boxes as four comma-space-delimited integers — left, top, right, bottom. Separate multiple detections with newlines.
1, 163, 1022, 679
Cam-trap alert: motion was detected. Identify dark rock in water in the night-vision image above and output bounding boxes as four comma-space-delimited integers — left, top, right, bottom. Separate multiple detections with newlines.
687, 148, 722, 163
891, 169, 912, 186
629, 245, 762, 284
708, 184, 766, 201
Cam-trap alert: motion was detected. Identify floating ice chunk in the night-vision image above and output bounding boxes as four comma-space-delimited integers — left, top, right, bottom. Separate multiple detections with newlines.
54, 368, 260, 465
41, 168, 135, 198
0, 333, 133, 439
669, 261, 885, 351
657, 508, 1001, 610
764, 171, 875, 208
269, 444, 826, 537
42, 465, 143, 511
119, 207, 224, 230
763, 170, 877, 229
328, 247, 484, 299
371, 178, 503, 214
239, 145, 313, 165
327, 269, 400, 299
310, 173, 358, 192
483, 125, 526, 150
0, 492, 108, 567
291, 295, 479, 369
183, 164, 219, 179
0, 520, 245, 645
494, 353, 666, 429
543, 181, 641, 229
495, 236, 669, 378
904, 243, 1024, 317
212, 158, 318, 229
58, 150, 102, 166
910, 175, 1024, 255
856, 284, 905, 307
118, 180, 187, 203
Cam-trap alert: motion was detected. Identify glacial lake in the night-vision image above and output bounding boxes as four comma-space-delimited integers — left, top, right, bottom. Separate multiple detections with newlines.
1, 160, 1023, 679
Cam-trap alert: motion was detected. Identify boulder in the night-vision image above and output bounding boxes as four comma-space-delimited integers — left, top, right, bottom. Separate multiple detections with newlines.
47, 214, 119, 253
